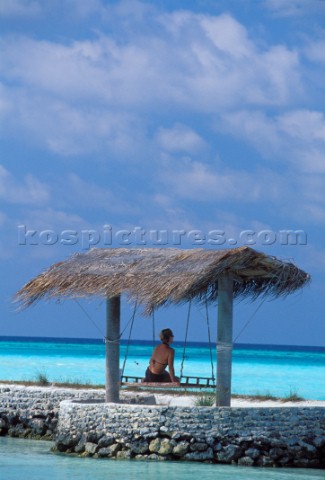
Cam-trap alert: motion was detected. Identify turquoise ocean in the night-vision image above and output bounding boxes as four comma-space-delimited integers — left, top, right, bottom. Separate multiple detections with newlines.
1, 336, 325, 480
1, 336, 324, 400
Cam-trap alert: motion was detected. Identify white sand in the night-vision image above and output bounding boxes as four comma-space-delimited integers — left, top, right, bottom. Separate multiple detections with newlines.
2, 383, 324, 408
154, 393, 325, 408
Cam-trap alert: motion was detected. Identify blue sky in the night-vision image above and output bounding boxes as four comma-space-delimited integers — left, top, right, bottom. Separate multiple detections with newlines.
1, 0, 325, 346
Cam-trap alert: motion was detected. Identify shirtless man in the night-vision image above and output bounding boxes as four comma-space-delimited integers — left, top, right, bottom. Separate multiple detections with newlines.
143, 328, 180, 383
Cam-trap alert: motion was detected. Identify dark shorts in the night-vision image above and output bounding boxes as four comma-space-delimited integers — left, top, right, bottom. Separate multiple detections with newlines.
144, 367, 172, 383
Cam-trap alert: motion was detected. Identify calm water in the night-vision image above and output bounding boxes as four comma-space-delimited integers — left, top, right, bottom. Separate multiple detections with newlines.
1, 337, 325, 479
1, 336, 325, 399
0, 437, 324, 480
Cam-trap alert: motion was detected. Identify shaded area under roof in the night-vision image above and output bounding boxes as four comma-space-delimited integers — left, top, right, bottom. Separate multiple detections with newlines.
15, 247, 310, 313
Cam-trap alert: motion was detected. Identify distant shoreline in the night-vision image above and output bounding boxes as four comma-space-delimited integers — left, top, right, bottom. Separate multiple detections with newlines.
1, 335, 324, 351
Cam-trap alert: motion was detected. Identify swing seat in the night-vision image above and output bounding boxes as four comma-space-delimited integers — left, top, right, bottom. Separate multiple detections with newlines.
121, 375, 215, 390
181, 375, 215, 387
120, 300, 216, 391
129, 382, 181, 388
120, 375, 179, 387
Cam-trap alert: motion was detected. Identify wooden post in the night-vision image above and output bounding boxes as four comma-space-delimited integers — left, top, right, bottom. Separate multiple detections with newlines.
216, 275, 233, 407
105, 295, 121, 403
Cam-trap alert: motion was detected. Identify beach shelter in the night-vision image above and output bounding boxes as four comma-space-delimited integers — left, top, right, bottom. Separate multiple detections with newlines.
15, 246, 310, 406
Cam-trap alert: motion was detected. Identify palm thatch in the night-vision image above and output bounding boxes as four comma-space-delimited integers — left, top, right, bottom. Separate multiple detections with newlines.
15, 246, 310, 313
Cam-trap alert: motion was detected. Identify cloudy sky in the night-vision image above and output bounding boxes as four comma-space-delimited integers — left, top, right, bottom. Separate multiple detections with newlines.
1, 0, 325, 346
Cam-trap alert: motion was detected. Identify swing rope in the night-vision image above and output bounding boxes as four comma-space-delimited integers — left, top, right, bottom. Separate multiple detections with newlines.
180, 300, 191, 378
75, 299, 138, 344
233, 298, 265, 343
152, 309, 156, 346
205, 299, 215, 381
121, 301, 138, 377
74, 299, 105, 338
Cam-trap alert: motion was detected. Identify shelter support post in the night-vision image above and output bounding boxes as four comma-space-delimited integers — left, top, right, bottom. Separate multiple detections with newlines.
105, 295, 121, 403
216, 275, 233, 407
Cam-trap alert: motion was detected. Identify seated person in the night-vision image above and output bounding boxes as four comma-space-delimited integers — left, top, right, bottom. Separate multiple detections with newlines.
143, 328, 180, 383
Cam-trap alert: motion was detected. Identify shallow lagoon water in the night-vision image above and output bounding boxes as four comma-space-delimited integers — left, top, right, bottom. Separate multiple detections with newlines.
0, 437, 324, 480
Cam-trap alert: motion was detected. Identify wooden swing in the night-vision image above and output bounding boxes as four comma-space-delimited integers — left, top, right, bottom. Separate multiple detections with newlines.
120, 300, 216, 390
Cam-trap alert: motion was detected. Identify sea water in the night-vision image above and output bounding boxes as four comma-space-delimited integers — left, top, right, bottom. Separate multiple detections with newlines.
1, 337, 325, 479
0, 336, 325, 400
0, 437, 324, 480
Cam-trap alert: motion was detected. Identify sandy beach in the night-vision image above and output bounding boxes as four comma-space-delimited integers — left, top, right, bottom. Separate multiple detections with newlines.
3, 382, 324, 408
153, 393, 325, 408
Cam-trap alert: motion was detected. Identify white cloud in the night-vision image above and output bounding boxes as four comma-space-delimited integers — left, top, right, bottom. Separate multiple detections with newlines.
162, 11, 301, 107
1, 86, 146, 156
0, 3, 321, 236
156, 154, 325, 227
256, 45, 301, 103
0, 165, 50, 205
278, 110, 325, 142
159, 158, 284, 203
200, 13, 254, 58
0, 37, 111, 101
156, 124, 205, 153
220, 110, 279, 153
305, 40, 325, 64
221, 109, 325, 173
0, 10, 304, 156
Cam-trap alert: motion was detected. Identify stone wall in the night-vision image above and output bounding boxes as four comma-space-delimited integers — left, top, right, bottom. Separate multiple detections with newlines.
56, 399, 325, 468
0, 385, 104, 440
0, 385, 325, 468
0, 385, 152, 440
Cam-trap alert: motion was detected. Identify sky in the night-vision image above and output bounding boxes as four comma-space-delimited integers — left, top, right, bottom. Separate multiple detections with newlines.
0, 0, 325, 347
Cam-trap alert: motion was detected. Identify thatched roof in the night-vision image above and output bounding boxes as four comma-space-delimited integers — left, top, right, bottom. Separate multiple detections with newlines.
15, 246, 310, 313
